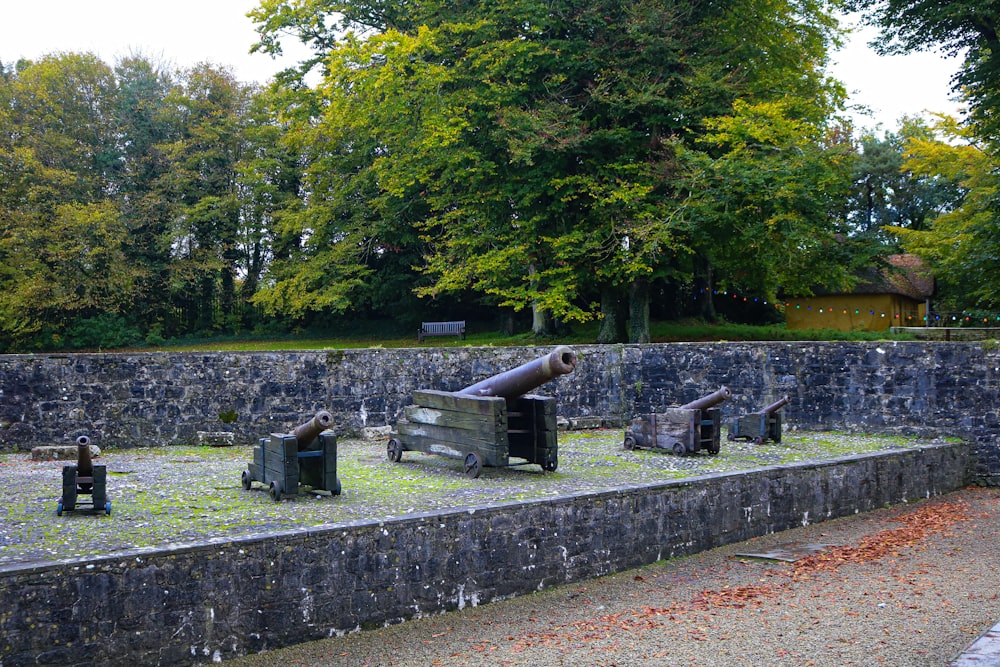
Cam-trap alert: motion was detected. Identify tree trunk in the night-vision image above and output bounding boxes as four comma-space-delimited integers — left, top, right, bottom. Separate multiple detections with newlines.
628, 278, 650, 343
598, 284, 628, 343
532, 304, 553, 336
529, 261, 553, 336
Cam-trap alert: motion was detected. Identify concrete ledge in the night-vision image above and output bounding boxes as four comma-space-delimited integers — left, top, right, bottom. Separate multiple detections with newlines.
0, 442, 972, 667
30, 444, 101, 461
196, 431, 235, 447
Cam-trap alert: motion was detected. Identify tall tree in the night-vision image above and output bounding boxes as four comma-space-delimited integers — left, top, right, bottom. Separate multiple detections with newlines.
0, 54, 140, 350
887, 115, 999, 310
251, 0, 846, 340
846, 117, 965, 246
113, 55, 181, 333
676, 99, 857, 302
156, 64, 254, 334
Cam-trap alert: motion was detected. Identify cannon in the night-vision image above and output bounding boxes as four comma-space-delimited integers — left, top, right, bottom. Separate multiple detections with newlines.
623, 386, 731, 456
242, 411, 341, 501
57, 435, 111, 516
388, 346, 578, 478
728, 395, 791, 444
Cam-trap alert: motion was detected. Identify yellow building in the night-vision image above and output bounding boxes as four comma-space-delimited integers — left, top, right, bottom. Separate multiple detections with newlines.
785, 255, 935, 332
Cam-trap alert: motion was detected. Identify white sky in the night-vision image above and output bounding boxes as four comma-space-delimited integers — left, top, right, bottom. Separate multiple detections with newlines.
0, 1, 966, 134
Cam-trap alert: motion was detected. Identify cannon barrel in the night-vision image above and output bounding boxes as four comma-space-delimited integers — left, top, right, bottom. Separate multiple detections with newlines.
458, 345, 578, 399
761, 395, 791, 415
681, 386, 731, 411
290, 410, 334, 450
76, 435, 93, 477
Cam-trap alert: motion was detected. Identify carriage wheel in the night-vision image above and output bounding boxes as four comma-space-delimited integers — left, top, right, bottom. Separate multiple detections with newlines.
268, 480, 283, 502
543, 459, 558, 473
241, 470, 252, 490
387, 438, 404, 463
56, 500, 63, 516
463, 452, 482, 479
105, 501, 112, 516
672, 442, 687, 457
623, 434, 637, 451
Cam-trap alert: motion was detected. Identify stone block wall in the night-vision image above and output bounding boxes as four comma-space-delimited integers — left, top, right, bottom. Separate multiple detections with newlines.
1, 342, 998, 484
0, 442, 971, 666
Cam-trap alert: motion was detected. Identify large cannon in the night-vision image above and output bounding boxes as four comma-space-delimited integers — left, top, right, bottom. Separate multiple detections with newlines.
388, 346, 578, 478
624, 386, 731, 456
57, 435, 111, 516
242, 411, 341, 501
728, 395, 791, 444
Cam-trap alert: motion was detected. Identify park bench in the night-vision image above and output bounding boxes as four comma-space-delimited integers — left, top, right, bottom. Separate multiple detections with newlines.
418, 320, 466, 342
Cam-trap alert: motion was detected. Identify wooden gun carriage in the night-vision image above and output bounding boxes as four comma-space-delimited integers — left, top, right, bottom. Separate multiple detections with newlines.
623, 386, 731, 457
242, 411, 341, 501
728, 395, 791, 444
57, 435, 111, 516
387, 346, 577, 478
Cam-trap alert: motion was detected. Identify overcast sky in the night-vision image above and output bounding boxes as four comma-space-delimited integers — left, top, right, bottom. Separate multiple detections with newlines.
0, 1, 965, 134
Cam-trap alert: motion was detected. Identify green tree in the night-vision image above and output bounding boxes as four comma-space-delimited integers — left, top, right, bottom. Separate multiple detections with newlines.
847, 117, 965, 246
0, 54, 141, 350
676, 99, 857, 303
252, 0, 846, 340
156, 64, 256, 334
888, 115, 1000, 310
112, 55, 182, 334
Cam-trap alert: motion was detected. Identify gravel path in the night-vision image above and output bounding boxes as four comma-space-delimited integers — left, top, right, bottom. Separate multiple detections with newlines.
221, 486, 1000, 667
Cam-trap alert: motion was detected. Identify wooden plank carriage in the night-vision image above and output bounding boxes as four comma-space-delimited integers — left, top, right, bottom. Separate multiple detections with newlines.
623, 386, 731, 457
241, 411, 341, 501
728, 395, 791, 444
57, 435, 111, 516
387, 346, 576, 478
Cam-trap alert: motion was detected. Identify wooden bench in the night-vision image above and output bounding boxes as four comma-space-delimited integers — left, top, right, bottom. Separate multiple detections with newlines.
418, 320, 466, 342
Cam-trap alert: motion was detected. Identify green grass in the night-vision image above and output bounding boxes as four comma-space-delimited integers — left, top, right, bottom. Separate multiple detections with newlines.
1, 429, 946, 566
133, 320, 915, 353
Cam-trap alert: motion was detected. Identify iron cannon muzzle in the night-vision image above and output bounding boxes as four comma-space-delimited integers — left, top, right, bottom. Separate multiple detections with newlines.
761, 395, 791, 415
458, 345, 578, 399
75, 435, 94, 477
680, 386, 731, 411
290, 410, 334, 450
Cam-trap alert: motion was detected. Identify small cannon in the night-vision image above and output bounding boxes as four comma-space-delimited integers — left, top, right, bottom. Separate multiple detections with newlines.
388, 346, 578, 478
624, 386, 731, 456
242, 411, 341, 501
728, 395, 791, 444
57, 435, 111, 516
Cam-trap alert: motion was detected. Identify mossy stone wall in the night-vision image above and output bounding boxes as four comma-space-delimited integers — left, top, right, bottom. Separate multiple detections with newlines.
1, 342, 997, 483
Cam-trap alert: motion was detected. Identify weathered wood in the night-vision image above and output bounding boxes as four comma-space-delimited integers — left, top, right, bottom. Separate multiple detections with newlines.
393, 432, 506, 467
404, 404, 506, 431
511, 395, 557, 416
397, 419, 507, 452
412, 390, 506, 416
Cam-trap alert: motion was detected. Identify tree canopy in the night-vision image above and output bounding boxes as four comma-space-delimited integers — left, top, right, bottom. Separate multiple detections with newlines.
250, 0, 850, 340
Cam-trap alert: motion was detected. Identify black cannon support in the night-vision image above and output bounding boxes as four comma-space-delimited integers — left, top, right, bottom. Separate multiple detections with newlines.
624, 386, 731, 456
388, 346, 577, 478
57, 435, 111, 516
242, 411, 341, 501
728, 395, 791, 444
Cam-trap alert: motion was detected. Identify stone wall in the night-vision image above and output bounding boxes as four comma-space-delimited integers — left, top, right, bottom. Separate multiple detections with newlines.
1, 342, 998, 483
0, 443, 971, 666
